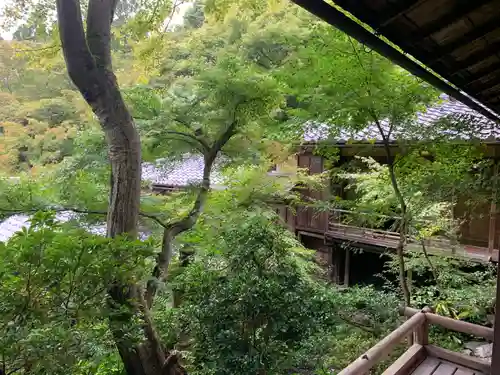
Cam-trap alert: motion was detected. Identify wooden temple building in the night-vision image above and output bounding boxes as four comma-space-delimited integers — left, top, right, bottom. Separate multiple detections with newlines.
287, 0, 500, 374
273, 126, 500, 285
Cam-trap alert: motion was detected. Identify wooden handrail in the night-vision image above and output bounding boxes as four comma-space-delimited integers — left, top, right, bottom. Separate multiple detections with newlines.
331, 208, 404, 221
401, 307, 494, 341
328, 222, 401, 236
337, 312, 426, 375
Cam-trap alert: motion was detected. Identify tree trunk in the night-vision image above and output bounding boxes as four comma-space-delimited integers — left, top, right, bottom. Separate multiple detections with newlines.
388, 160, 411, 307
55, 2, 187, 374
371, 114, 411, 307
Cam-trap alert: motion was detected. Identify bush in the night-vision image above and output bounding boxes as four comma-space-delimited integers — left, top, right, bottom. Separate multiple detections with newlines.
174, 214, 340, 375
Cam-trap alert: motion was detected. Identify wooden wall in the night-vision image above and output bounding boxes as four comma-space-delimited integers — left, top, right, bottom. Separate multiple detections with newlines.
289, 146, 500, 251
455, 200, 500, 249
295, 151, 330, 234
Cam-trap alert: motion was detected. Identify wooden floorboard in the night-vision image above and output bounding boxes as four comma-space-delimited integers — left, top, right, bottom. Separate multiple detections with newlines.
411, 358, 440, 375
410, 357, 485, 375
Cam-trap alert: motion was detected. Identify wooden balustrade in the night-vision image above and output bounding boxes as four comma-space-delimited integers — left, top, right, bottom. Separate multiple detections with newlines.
338, 307, 492, 375
338, 312, 425, 375
401, 307, 494, 341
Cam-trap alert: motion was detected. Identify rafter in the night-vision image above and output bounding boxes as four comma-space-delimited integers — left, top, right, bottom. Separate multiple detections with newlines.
454, 41, 500, 71
464, 67, 500, 88
377, 0, 424, 28
479, 84, 500, 100
407, 0, 491, 43
428, 17, 500, 65
467, 74, 500, 93
456, 61, 500, 82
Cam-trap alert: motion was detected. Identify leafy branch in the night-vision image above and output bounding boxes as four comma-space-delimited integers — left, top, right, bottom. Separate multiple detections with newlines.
144, 101, 245, 308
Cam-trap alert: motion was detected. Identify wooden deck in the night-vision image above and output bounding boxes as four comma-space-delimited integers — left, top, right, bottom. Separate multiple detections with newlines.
412, 357, 485, 375
339, 307, 492, 375
325, 211, 499, 263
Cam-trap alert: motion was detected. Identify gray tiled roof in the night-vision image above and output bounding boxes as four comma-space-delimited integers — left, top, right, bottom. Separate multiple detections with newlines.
303, 96, 499, 143
0, 211, 153, 243
0, 215, 30, 243
0, 212, 107, 243
142, 154, 225, 188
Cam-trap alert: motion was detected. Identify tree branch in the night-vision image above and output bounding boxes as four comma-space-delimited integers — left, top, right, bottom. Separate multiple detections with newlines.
420, 240, 439, 284
56, 0, 96, 95
87, 0, 118, 69
163, 0, 186, 33
370, 110, 411, 307
163, 130, 210, 153
144, 104, 243, 308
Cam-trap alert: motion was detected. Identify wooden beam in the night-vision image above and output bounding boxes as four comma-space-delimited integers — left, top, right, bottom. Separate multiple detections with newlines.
464, 68, 500, 89
332, 0, 421, 30
454, 40, 500, 71
428, 17, 500, 64
480, 86, 500, 101
425, 345, 491, 373
408, 0, 492, 43
337, 312, 425, 375
377, 0, 424, 28
381, 344, 425, 375
467, 74, 500, 93
458, 61, 500, 82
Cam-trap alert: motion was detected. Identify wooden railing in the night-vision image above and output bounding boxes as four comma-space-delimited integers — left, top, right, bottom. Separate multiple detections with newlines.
339, 307, 493, 375
325, 209, 480, 258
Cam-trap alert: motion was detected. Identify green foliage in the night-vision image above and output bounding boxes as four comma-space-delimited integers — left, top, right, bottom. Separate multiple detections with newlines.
400, 254, 496, 323
167, 212, 398, 375
0, 211, 154, 375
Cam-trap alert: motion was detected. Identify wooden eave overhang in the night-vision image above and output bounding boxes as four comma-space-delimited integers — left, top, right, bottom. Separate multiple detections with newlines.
290, 0, 500, 124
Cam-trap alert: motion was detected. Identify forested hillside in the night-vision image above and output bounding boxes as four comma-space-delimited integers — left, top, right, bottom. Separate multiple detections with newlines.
0, 1, 498, 375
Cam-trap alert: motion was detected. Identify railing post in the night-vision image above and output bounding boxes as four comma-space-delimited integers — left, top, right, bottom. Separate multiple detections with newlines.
415, 307, 431, 345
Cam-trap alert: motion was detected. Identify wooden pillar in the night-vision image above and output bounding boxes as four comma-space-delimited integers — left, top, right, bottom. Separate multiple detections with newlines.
328, 245, 334, 282
415, 307, 430, 345
344, 248, 350, 287
491, 260, 500, 375
330, 245, 342, 284
490, 161, 500, 375
489, 162, 499, 256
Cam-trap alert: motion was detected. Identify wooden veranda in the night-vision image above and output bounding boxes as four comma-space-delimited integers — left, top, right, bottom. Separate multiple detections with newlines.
287, 0, 500, 373
339, 307, 492, 375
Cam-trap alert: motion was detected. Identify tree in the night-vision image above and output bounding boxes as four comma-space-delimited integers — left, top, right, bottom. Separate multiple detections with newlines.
50, 3, 159, 374
234, 9, 439, 305
1, 1, 284, 373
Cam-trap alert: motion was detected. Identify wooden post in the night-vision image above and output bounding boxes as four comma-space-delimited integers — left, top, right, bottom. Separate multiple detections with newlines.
344, 247, 350, 287
406, 269, 413, 346
330, 245, 342, 284
491, 259, 500, 375
489, 161, 498, 256
415, 307, 430, 345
